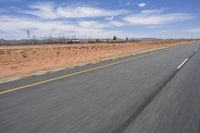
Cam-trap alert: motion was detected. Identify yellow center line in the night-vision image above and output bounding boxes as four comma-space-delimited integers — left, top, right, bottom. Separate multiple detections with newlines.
0, 49, 163, 95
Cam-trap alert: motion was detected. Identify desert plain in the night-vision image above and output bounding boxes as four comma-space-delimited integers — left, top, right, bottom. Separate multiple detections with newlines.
0, 40, 193, 80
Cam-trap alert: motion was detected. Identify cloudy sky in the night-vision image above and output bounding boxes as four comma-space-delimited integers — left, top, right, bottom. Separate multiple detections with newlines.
0, 0, 200, 39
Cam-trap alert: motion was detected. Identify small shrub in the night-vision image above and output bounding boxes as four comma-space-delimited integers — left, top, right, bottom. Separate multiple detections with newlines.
21, 51, 27, 58
0, 50, 5, 55
56, 51, 60, 55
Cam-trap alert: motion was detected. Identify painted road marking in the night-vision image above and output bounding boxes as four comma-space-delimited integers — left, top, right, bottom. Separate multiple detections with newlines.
177, 58, 189, 70
0, 49, 165, 95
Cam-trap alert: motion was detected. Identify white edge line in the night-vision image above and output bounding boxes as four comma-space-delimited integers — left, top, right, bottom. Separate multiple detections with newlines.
177, 58, 189, 69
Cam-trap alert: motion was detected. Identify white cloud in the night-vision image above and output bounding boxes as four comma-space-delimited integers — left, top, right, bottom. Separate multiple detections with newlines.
0, 1, 196, 39
24, 2, 128, 19
0, 15, 125, 39
105, 16, 114, 21
123, 10, 193, 25
57, 7, 127, 18
109, 21, 126, 26
137, 3, 146, 8
188, 28, 200, 33
141, 10, 163, 14
147, 25, 162, 29
78, 21, 109, 29
0, 15, 76, 31
26, 2, 58, 19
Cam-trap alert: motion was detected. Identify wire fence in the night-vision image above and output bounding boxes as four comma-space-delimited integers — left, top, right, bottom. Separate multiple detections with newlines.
0, 36, 198, 46
0, 36, 141, 45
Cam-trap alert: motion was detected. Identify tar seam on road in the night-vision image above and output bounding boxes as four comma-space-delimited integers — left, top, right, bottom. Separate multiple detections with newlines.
110, 48, 199, 133
0, 49, 166, 95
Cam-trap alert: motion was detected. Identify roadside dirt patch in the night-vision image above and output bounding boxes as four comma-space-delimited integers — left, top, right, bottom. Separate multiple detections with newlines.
0, 40, 193, 80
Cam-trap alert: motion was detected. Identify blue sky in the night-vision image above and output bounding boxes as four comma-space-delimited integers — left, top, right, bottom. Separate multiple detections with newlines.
0, 0, 200, 39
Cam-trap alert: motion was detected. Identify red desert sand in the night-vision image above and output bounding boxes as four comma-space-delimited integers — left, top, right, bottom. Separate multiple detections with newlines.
0, 40, 193, 80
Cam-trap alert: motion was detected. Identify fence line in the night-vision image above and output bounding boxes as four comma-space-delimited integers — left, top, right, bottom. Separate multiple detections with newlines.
0, 36, 198, 45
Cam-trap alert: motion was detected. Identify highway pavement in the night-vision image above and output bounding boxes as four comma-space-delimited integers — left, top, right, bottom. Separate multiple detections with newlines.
0, 42, 200, 133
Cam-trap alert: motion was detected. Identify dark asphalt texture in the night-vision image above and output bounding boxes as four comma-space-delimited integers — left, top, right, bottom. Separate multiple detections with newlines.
0, 42, 200, 133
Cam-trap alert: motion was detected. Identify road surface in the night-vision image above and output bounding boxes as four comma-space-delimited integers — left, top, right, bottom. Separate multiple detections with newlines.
1, 42, 200, 133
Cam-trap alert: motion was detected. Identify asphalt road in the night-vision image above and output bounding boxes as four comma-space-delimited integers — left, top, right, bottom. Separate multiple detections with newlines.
0, 42, 200, 133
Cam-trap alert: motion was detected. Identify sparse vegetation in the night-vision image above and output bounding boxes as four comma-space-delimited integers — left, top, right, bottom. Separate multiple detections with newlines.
20, 51, 27, 58
0, 50, 5, 55
56, 51, 60, 55
113, 36, 117, 42
0, 40, 194, 79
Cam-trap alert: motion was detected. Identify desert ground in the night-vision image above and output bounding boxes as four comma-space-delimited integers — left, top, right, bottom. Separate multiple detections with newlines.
0, 40, 193, 80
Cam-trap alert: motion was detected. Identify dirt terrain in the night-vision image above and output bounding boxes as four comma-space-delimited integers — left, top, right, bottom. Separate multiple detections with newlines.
0, 40, 193, 80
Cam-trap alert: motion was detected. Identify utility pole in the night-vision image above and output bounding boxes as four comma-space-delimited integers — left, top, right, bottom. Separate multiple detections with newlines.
27, 29, 30, 38
27, 29, 30, 44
